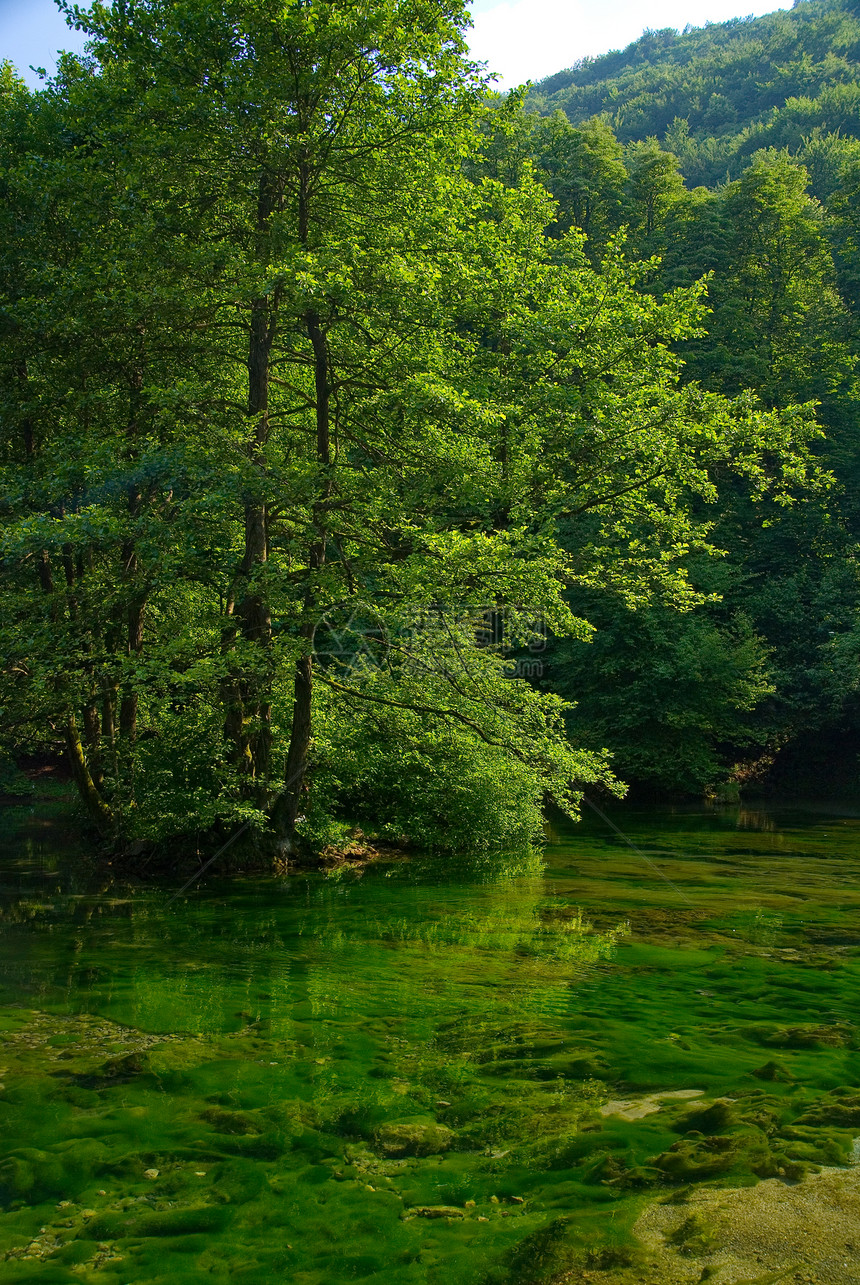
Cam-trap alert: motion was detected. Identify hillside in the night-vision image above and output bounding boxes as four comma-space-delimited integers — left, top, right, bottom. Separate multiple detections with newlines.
527, 0, 860, 187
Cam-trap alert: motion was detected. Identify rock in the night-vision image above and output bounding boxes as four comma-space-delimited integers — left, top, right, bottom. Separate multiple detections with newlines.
376, 1122, 454, 1157
96, 1051, 152, 1081
143, 1169, 159, 1180
674, 1099, 736, 1135
752, 1060, 794, 1082
403, 1205, 466, 1219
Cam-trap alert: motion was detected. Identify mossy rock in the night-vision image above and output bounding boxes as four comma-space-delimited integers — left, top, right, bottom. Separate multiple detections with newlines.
0, 1139, 108, 1205
745, 1023, 853, 1050
474, 1037, 566, 1064
503, 1214, 581, 1284
376, 1121, 454, 1157
667, 1211, 721, 1256
796, 1093, 860, 1128
751, 1060, 794, 1082
652, 1135, 740, 1181
0, 1149, 63, 1204
674, 1100, 736, 1135
776, 1126, 849, 1166
85, 1050, 154, 1082
199, 1106, 263, 1135
210, 1158, 268, 1204
563, 1054, 611, 1079
83, 1204, 234, 1239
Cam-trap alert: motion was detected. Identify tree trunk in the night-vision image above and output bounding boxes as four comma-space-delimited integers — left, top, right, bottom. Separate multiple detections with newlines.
66, 713, 115, 835
82, 701, 104, 791
272, 309, 331, 855
223, 172, 282, 795
273, 643, 314, 855
119, 533, 145, 743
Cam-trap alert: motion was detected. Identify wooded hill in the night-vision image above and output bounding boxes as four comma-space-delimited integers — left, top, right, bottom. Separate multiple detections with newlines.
528, 0, 860, 189
507, 0, 860, 797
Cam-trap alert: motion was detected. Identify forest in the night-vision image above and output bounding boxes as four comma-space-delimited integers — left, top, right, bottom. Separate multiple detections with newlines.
4, 5, 860, 1283
0, 0, 858, 863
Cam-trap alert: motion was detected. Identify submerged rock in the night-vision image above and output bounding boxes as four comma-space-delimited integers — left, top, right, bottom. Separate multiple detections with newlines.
751, 1059, 793, 1081
402, 1204, 465, 1219
376, 1122, 454, 1157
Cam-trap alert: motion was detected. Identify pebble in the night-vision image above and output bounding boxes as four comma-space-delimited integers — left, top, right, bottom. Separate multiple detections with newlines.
143, 1169, 159, 1180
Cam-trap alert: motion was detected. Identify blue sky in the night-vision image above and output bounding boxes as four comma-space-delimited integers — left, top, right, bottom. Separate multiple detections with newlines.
1, 0, 793, 89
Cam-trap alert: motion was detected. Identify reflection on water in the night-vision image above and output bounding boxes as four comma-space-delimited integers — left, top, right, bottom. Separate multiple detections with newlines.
1, 801, 860, 1282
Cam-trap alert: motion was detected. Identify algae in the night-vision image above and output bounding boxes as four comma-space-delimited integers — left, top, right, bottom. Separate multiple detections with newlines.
1, 802, 860, 1282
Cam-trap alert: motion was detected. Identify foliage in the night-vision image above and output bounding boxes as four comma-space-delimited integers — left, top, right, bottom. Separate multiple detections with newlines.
546, 589, 774, 794
0, 2, 834, 856
528, 0, 860, 189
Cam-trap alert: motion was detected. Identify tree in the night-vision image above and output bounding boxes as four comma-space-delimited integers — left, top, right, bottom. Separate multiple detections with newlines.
529, 113, 627, 256
0, 2, 821, 858
623, 138, 687, 247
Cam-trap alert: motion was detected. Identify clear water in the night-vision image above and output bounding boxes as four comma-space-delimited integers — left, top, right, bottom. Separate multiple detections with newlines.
2, 802, 860, 1282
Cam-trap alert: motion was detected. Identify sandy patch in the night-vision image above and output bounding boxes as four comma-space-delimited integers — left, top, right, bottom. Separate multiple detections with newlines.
599, 1089, 704, 1121
637, 1165, 860, 1283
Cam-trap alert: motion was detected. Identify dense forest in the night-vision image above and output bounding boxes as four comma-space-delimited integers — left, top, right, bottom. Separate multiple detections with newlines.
516, 0, 860, 800
529, 0, 860, 190
0, 0, 855, 862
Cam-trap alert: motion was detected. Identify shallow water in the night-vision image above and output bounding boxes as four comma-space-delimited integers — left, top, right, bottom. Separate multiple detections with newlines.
1, 802, 860, 1282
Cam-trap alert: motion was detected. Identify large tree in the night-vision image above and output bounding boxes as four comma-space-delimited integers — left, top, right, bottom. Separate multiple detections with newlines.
0, 4, 820, 858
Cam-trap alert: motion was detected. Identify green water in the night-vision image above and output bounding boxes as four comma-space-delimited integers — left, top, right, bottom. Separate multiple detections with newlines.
2, 802, 860, 1283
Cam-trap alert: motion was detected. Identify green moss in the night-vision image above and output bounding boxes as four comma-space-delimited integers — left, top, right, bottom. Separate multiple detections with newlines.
3, 803, 860, 1281
666, 1211, 721, 1255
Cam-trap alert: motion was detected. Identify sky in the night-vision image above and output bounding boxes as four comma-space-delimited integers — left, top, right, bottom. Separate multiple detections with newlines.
0, 0, 794, 89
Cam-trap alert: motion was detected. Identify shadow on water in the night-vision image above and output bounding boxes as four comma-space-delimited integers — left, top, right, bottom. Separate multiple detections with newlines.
1, 800, 860, 1281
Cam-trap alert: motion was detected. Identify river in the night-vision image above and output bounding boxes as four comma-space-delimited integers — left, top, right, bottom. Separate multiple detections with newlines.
1, 802, 859, 1282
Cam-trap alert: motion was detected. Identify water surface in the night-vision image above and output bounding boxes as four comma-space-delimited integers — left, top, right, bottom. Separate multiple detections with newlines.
1, 802, 860, 1282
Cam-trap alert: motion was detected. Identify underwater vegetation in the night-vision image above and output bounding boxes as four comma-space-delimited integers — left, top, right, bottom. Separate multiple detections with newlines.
1, 804, 860, 1282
